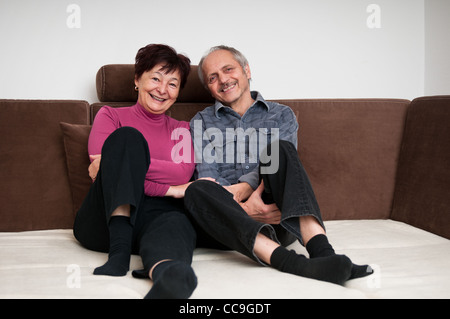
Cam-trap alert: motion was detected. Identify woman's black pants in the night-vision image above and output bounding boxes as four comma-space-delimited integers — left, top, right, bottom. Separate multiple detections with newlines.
184, 140, 325, 265
73, 127, 196, 272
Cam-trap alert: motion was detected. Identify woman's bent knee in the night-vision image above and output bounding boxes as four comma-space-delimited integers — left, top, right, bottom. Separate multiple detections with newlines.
104, 127, 147, 149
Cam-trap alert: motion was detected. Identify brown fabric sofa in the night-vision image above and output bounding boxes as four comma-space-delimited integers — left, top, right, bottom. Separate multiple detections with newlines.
1, 65, 450, 299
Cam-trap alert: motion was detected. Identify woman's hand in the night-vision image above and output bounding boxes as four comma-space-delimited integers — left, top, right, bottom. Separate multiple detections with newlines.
165, 183, 191, 199
88, 154, 101, 181
165, 177, 217, 198
223, 182, 253, 202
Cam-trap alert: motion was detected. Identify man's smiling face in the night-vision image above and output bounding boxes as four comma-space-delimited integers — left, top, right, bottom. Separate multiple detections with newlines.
201, 49, 252, 110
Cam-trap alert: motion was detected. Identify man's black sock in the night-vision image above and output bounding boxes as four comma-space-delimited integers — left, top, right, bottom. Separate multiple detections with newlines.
306, 234, 374, 279
94, 216, 132, 277
270, 246, 352, 285
145, 261, 197, 299
306, 234, 335, 258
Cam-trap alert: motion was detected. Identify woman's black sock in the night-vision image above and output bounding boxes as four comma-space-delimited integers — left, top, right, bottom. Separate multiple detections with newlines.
306, 234, 374, 279
270, 246, 352, 285
145, 261, 197, 299
94, 216, 132, 277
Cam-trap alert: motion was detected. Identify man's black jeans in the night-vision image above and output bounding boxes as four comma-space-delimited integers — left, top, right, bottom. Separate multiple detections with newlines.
184, 140, 325, 265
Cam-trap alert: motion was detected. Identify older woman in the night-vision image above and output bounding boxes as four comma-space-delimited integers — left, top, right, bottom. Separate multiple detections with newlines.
73, 44, 198, 299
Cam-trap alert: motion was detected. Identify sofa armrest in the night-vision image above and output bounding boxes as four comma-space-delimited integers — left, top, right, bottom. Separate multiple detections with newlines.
392, 96, 450, 239
0, 100, 90, 231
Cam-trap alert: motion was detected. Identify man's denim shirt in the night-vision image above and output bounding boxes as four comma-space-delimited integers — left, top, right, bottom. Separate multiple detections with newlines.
190, 91, 298, 190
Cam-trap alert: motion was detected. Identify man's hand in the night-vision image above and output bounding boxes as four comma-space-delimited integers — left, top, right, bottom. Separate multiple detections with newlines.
237, 181, 281, 225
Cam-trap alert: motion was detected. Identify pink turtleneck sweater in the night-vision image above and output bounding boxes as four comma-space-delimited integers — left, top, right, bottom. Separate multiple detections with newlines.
88, 103, 195, 197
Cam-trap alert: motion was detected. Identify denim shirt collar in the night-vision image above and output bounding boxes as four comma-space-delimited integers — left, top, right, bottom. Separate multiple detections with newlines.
214, 91, 270, 118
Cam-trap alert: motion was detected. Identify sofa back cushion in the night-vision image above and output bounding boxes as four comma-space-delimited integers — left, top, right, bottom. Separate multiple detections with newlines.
0, 100, 90, 231
391, 96, 450, 239
278, 99, 410, 221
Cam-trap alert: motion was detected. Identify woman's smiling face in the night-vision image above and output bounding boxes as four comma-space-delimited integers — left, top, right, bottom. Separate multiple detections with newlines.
135, 63, 181, 115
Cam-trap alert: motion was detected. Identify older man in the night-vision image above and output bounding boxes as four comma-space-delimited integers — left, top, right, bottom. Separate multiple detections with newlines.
184, 46, 372, 285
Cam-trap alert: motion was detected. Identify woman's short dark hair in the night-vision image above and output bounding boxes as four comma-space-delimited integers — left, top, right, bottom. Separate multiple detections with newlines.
135, 44, 191, 89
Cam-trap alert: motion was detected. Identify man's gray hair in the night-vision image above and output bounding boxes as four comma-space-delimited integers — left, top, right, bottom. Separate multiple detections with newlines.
198, 45, 249, 86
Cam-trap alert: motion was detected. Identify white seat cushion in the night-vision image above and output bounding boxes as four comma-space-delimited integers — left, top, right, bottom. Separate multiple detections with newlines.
1, 220, 449, 299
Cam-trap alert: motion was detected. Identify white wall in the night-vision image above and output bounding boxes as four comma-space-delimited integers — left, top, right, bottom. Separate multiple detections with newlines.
0, 0, 428, 103
425, 0, 450, 96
